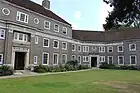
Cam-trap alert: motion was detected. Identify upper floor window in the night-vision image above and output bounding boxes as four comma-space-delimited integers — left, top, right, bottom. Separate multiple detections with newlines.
42, 52, 49, 65
83, 56, 89, 62
2, 8, 10, 15
35, 36, 38, 44
72, 44, 76, 51
83, 46, 89, 52
43, 38, 49, 47
108, 56, 113, 64
0, 54, 3, 64
100, 56, 105, 62
14, 32, 28, 42
16, 11, 29, 23
62, 54, 67, 64
108, 46, 113, 53
130, 55, 137, 65
117, 45, 123, 52
118, 56, 124, 65
0, 29, 5, 39
44, 21, 50, 30
62, 42, 67, 50
54, 24, 59, 32
53, 40, 59, 49
99, 46, 105, 53
129, 44, 136, 51
34, 18, 40, 24
78, 45, 81, 52
62, 27, 67, 35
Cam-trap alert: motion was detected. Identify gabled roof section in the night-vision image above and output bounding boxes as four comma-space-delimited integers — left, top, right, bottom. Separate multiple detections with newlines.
73, 28, 140, 42
5, 0, 71, 26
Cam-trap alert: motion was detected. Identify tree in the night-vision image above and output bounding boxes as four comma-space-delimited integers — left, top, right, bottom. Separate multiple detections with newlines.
103, 0, 140, 31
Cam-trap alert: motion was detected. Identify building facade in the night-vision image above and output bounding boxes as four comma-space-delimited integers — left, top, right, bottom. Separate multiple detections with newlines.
0, 0, 140, 70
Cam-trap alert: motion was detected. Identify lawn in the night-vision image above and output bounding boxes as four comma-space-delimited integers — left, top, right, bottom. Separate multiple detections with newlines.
0, 70, 140, 93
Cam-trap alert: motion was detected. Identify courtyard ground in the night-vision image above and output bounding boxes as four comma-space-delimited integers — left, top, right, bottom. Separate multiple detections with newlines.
0, 69, 140, 93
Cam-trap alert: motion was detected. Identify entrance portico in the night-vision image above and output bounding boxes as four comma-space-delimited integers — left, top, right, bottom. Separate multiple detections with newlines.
89, 55, 100, 68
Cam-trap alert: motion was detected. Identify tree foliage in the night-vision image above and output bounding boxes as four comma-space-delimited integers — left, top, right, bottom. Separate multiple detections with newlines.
103, 0, 140, 31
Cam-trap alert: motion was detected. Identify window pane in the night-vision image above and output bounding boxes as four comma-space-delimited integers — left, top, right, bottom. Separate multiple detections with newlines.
53, 54, 58, 64
19, 33, 23, 40
108, 57, 113, 64
43, 53, 48, 64
62, 55, 66, 64
54, 41, 58, 48
0, 55, 2, 62
131, 56, 136, 64
20, 13, 26, 22
44, 39, 49, 46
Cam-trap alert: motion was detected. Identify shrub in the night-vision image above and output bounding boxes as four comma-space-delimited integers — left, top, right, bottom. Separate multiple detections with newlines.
0, 65, 13, 76
34, 65, 49, 73
66, 60, 78, 67
99, 63, 115, 69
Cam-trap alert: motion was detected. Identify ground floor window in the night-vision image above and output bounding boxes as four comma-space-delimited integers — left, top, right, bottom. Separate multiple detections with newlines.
118, 56, 124, 65
0, 54, 3, 64
34, 56, 38, 65
71, 55, 76, 60
108, 56, 113, 64
83, 56, 89, 62
77, 55, 81, 63
62, 54, 67, 64
99, 56, 105, 62
130, 55, 137, 65
53, 53, 59, 65
42, 53, 49, 65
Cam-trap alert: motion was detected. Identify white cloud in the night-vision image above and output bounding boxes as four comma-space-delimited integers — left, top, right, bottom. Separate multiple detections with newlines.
74, 11, 82, 20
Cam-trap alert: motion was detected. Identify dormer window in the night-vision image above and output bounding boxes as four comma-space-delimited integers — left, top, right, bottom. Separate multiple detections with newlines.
16, 11, 29, 23
129, 44, 136, 51
54, 24, 59, 32
44, 21, 50, 30
62, 27, 67, 35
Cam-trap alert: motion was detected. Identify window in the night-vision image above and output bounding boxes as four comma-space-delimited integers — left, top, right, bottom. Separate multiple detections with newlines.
0, 29, 5, 39
130, 55, 137, 65
53, 40, 59, 49
35, 36, 38, 44
129, 44, 136, 51
53, 53, 59, 65
44, 21, 50, 29
34, 18, 39, 24
78, 45, 81, 52
62, 54, 67, 64
108, 46, 113, 53
72, 44, 76, 51
42, 53, 49, 65
34, 56, 38, 65
117, 46, 123, 52
72, 55, 76, 60
100, 56, 105, 62
99, 46, 105, 53
62, 42, 67, 50
0, 54, 3, 64
2, 8, 10, 15
118, 56, 124, 65
43, 38, 49, 47
54, 24, 59, 32
83, 56, 89, 62
83, 46, 89, 52
16, 11, 29, 23
62, 27, 67, 35
77, 55, 81, 63
108, 56, 113, 64
14, 32, 28, 42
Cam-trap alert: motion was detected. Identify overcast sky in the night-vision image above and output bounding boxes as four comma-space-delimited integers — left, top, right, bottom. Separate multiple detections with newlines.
32, 0, 112, 31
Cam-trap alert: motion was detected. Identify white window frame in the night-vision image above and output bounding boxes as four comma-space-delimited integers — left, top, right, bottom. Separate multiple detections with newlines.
62, 27, 67, 35
54, 24, 59, 32
83, 46, 89, 52
2, 8, 10, 15
34, 56, 38, 65
71, 55, 76, 60
0, 29, 5, 39
53, 40, 59, 49
129, 44, 136, 51
62, 54, 67, 64
108, 46, 113, 53
83, 56, 89, 62
77, 55, 81, 64
35, 36, 38, 44
100, 56, 105, 62
117, 46, 124, 52
53, 53, 59, 65
34, 18, 40, 24
72, 44, 76, 51
118, 56, 124, 65
16, 11, 29, 23
43, 38, 50, 47
13, 32, 28, 42
99, 46, 105, 53
108, 56, 113, 64
78, 45, 81, 52
42, 52, 49, 65
130, 55, 137, 65
0, 54, 3, 64
44, 20, 50, 30
62, 42, 67, 50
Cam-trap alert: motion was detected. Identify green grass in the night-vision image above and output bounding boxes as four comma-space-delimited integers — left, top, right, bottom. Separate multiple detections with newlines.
0, 70, 140, 93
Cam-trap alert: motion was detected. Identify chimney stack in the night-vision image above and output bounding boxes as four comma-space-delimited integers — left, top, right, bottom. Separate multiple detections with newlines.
42, 0, 50, 9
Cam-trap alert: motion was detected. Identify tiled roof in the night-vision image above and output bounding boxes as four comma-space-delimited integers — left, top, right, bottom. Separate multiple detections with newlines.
73, 28, 140, 42
5, 0, 71, 26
